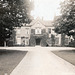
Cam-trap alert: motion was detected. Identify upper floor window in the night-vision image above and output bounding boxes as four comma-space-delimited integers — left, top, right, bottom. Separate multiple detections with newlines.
48, 28, 51, 33
35, 28, 41, 34
25, 28, 29, 34
17, 29, 20, 34
31, 29, 35, 34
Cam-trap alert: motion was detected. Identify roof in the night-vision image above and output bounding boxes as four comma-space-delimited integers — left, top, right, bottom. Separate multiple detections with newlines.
26, 17, 53, 27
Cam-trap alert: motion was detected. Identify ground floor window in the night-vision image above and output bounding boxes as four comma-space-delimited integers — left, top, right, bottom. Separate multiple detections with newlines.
21, 37, 25, 45
65, 38, 69, 45
25, 39, 29, 45
21, 37, 29, 46
49, 34, 51, 38
17, 38, 21, 45
55, 37, 59, 45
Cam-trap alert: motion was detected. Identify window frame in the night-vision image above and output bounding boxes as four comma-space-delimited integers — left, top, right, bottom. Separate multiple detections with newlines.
35, 27, 41, 34
55, 37, 59, 45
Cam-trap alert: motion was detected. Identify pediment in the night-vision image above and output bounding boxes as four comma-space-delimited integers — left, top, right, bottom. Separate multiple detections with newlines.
29, 17, 53, 28
31, 20, 45, 29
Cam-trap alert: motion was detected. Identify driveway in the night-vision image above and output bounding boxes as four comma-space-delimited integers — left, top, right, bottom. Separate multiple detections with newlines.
10, 47, 75, 75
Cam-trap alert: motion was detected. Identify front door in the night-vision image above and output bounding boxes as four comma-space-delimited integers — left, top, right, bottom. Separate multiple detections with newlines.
36, 38, 41, 45
21, 37, 25, 46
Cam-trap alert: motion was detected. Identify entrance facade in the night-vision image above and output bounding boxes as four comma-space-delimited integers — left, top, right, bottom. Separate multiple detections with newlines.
36, 38, 41, 45
14, 18, 70, 47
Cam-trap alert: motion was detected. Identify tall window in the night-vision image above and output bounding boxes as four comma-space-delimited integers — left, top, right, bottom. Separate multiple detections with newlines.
35, 28, 41, 34
31, 29, 35, 34
48, 28, 51, 33
65, 38, 69, 45
17, 29, 20, 34
25, 37, 29, 45
55, 37, 59, 45
25, 29, 29, 34
21, 37, 25, 45
42, 29, 46, 34
17, 38, 21, 45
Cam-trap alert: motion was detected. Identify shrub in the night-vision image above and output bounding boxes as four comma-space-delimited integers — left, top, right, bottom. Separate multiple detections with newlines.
40, 33, 49, 46
29, 34, 36, 46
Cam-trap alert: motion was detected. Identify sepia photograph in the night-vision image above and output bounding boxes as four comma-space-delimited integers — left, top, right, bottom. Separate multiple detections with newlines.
0, 0, 75, 75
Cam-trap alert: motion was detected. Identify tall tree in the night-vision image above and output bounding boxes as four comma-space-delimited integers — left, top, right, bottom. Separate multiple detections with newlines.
0, 0, 33, 46
54, 0, 75, 39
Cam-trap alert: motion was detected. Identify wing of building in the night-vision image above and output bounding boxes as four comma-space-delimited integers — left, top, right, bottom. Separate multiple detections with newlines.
11, 17, 71, 47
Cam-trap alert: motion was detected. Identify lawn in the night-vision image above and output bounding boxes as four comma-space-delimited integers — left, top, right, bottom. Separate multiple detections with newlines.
0, 49, 27, 75
52, 50, 75, 66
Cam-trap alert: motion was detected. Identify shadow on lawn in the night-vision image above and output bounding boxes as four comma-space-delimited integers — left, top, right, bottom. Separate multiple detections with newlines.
52, 50, 75, 66
0, 49, 26, 55
58, 50, 75, 53
0, 49, 27, 75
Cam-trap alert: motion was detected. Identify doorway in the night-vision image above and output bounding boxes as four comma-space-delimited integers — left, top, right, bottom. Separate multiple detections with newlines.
36, 38, 41, 45
21, 37, 25, 46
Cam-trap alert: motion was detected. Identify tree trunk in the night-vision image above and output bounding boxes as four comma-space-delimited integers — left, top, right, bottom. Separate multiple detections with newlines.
61, 33, 65, 46
73, 35, 75, 41
4, 41, 6, 47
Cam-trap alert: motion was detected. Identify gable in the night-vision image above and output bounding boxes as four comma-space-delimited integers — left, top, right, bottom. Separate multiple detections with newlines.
29, 17, 53, 27
31, 20, 45, 29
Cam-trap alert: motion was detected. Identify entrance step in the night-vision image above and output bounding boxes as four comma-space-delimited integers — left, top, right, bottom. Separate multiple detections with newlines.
35, 46, 41, 47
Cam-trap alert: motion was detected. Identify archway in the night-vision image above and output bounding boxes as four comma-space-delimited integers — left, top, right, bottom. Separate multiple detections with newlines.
36, 38, 41, 45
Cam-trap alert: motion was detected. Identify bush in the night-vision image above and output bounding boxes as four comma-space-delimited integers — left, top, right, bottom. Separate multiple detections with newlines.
40, 33, 49, 46
29, 34, 36, 46
68, 41, 75, 47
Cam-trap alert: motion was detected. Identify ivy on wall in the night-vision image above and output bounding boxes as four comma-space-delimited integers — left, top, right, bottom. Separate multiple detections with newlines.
29, 34, 36, 46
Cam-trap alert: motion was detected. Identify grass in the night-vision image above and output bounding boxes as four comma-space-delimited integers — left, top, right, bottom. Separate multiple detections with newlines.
0, 49, 27, 75
52, 50, 75, 66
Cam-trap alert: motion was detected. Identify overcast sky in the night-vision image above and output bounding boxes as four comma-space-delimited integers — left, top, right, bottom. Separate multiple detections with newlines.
31, 0, 64, 20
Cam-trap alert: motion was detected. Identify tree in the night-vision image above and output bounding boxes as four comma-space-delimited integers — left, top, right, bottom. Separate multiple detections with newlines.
51, 34, 55, 46
54, 0, 75, 40
0, 0, 33, 46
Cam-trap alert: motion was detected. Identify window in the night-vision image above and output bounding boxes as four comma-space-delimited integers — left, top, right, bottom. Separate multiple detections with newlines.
65, 38, 69, 45
49, 34, 51, 38
25, 39, 29, 45
17, 38, 21, 45
25, 37, 29, 39
21, 37, 25, 45
31, 29, 35, 34
25, 29, 29, 34
17, 29, 20, 34
48, 28, 51, 33
42, 29, 46, 34
55, 37, 59, 45
35, 28, 41, 34
27, 30, 29, 34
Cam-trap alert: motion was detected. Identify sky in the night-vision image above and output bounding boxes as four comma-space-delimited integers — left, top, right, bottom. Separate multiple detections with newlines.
31, 0, 64, 20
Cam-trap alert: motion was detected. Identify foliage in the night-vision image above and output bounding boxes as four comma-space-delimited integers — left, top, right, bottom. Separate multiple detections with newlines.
0, 0, 33, 46
46, 34, 55, 46
41, 33, 49, 46
51, 34, 55, 46
29, 34, 36, 46
54, 0, 75, 38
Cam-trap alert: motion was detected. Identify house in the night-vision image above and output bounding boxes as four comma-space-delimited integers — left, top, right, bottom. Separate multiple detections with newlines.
13, 17, 71, 46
